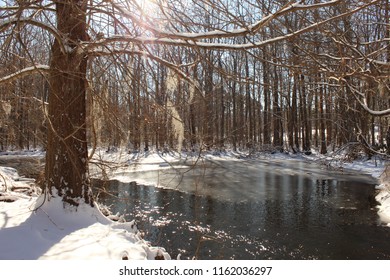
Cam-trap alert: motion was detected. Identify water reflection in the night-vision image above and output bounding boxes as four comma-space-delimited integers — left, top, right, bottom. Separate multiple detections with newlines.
94, 160, 390, 260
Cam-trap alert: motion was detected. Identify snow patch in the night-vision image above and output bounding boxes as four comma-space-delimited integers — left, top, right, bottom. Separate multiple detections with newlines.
376, 188, 390, 226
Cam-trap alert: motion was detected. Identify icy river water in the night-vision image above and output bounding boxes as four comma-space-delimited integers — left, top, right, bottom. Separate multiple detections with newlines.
94, 158, 390, 260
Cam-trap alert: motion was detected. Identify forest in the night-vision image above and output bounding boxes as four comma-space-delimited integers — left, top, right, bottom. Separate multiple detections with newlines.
0, 0, 390, 201
1, 0, 390, 263
1, 0, 389, 154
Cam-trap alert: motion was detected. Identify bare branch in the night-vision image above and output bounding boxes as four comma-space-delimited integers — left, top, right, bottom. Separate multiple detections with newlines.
0, 17, 65, 53
87, 0, 378, 51
345, 81, 390, 117
0, 64, 49, 84
110, 0, 342, 41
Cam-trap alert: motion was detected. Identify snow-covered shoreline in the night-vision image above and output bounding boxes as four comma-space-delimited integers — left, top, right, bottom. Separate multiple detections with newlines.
0, 163, 170, 260
1, 149, 389, 260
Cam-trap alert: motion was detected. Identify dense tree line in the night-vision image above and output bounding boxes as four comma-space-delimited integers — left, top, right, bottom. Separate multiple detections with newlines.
1, 0, 388, 156
0, 0, 389, 205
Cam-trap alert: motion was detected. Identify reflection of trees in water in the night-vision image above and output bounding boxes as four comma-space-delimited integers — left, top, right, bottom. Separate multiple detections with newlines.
91, 173, 387, 260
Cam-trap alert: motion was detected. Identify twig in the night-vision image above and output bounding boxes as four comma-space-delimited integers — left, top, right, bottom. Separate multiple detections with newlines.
0, 172, 9, 192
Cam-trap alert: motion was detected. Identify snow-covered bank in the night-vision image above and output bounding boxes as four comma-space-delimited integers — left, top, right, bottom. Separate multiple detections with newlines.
376, 189, 390, 225
0, 166, 38, 202
0, 166, 170, 260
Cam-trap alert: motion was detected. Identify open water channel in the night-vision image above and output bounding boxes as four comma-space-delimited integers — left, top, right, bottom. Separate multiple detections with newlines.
94, 157, 390, 259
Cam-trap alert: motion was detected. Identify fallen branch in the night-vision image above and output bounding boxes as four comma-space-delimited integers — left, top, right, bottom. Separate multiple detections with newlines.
0, 172, 9, 192
0, 194, 18, 202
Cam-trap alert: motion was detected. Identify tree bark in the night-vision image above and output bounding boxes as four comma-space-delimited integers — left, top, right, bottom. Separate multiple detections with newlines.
319, 76, 327, 154
262, 55, 271, 145
45, 0, 92, 206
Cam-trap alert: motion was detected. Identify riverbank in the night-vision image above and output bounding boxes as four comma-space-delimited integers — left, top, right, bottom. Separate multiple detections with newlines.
0, 149, 389, 259
0, 164, 170, 260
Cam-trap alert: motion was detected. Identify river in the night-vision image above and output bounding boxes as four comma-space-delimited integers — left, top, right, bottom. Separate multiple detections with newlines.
94, 157, 390, 259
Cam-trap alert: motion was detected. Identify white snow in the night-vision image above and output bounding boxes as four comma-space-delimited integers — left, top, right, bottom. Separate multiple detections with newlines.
1, 149, 389, 260
0, 166, 170, 260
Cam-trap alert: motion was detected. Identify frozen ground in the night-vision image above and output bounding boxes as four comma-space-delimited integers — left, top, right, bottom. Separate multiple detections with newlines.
0, 148, 389, 259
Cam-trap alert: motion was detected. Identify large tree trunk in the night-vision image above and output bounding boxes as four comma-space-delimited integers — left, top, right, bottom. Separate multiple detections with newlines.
45, 0, 92, 206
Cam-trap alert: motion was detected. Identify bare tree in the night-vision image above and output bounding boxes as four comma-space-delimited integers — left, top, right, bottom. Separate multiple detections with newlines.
0, 0, 385, 209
